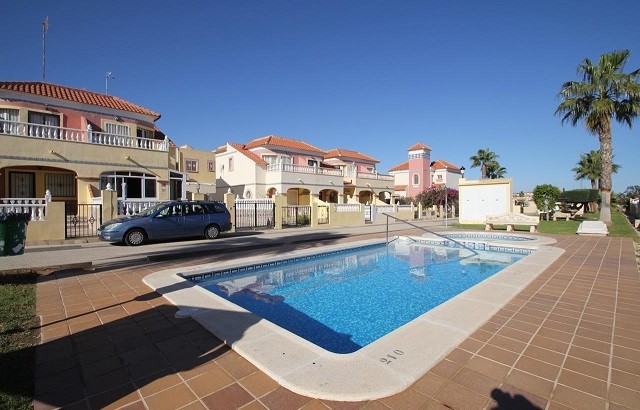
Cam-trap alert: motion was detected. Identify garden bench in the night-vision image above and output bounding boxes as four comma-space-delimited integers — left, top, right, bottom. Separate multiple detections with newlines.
485, 212, 539, 233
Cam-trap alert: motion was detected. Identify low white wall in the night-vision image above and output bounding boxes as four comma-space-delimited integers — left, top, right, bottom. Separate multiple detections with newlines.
459, 178, 513, 224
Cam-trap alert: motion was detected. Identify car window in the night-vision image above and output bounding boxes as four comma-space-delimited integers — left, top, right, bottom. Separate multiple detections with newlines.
157, 204, 182, 217
212, 203, 227, 214
191, 204, 205, 215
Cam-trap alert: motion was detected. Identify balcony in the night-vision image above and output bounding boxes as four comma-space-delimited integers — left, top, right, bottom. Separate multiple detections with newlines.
0, 120, 169, 151
266, 163, 343, 176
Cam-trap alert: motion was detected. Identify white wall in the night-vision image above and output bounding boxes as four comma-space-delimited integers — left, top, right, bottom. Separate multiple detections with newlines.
459, 178, 513, 224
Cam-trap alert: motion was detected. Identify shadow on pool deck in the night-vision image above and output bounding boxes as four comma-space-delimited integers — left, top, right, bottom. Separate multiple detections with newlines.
15, 233, 640, 409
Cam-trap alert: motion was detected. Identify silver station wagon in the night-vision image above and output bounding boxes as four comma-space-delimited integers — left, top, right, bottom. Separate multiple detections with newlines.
98, 200, 233, 246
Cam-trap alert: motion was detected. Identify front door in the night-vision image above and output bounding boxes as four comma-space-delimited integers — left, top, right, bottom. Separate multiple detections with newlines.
9, 172, 35, 198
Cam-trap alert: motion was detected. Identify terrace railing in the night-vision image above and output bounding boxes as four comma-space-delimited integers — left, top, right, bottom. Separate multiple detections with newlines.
0, 120, 169, 151
266, 163, 343, 176
0, 191, 52, 221
118, 199, 164, 215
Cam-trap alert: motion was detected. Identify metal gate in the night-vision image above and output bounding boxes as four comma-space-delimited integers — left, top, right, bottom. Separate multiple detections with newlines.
234, 199, 275, 230
364, 205, 373, 223
282, 205, 311, 227
65, 203, 102, 238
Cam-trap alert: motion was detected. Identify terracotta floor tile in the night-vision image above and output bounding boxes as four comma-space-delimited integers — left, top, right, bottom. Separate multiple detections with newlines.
215, 351, 260, 380
87, 383, 140, 410
451, 367, 501, 397
562, 356, 609, 381
610, 368, 640, 392
135, 371, 183, 397
495, 383, 548, 410
429, 359, 461, 380
433, 382, 489, 410
464, 356, 511, 381
444, 348, 473, 365
530, 335, 570, 355
612, 356, 640, 375
514, 355, 560, 381
551, 384, 606, 409
239, 371, 280, 398
487, 334, 527, 355
504, 368, 554, 399
522, 345, 565, 367
144, 383, 198, 410
568, 345, 610, 367
186, 366, 235, 398
608, 384, 640, 409
410, 372, 448, 398
259, 386, 313, 410
558, 369, 608, 398
477, 344, 519, 367
379, 387, 430, 409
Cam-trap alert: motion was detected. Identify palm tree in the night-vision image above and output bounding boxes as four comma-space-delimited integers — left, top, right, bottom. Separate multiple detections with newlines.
572, 150, 620, 189
469, 148, 499, 179
486, 161, 507, 179
556, 50, 640, 225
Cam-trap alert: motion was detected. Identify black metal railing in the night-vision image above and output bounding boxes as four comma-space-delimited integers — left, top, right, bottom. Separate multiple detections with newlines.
234, 200, 275, 229
65, 203, 102, 238
282, 205, 311, 227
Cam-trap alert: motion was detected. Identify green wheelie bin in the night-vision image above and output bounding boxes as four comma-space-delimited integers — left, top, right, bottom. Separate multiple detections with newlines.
0, 213, 30, 256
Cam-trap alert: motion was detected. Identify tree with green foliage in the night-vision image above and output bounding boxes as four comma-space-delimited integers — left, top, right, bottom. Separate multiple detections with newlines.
469, 148, 499, 179
556, 50, 640, 226
571, 150, 620, 189
486, 161, 507, 179
533, 184, 562, 220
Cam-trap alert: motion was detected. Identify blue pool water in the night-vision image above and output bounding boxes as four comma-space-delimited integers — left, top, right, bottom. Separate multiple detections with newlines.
189, 241, 525, 353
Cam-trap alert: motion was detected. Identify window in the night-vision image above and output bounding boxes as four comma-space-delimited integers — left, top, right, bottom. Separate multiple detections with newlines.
0, 108, 19, 133
45, 173, 76, 197
229, 157, 234, 172
105, 122, 130, 136
28, 111, 59, 127
436, 174, 443, 181
100, 171, 157, 199
412, 173, 419, 186
308, 159, 318, 167
208, 160, 215, 172
186, 159, 198, 172
136, 128, 153, 139
263, 155, 277, 164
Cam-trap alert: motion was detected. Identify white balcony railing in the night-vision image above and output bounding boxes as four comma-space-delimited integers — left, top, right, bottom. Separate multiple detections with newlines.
266, 163, 394, 181
0, 120, 169, 151
335, 203, 361, 213
117, 199, 164, 215
266, 163, 343, 176
355, 172, 394, 181
0, 191, 52, 221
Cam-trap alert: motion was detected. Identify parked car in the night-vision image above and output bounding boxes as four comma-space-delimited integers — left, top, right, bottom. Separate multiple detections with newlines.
98, 200, 232, 246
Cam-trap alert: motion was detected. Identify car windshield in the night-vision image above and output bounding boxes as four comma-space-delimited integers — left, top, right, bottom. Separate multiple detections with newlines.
136, 202, 170, 217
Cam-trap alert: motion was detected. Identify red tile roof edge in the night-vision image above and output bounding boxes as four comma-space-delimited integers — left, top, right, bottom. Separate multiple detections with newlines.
244, 135, 325, 154
407, 142, 432, 151
324, 148, 379, 163
228, 143, 268, 165
0, 81, 160, 119
388, 161, 409, 172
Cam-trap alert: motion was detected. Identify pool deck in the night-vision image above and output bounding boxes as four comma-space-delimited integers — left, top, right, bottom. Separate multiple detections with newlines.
25, 224, 640, 409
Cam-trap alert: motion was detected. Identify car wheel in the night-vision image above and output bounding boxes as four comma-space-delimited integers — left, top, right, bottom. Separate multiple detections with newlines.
205, 224, 220, 239
124, 229, 146, 246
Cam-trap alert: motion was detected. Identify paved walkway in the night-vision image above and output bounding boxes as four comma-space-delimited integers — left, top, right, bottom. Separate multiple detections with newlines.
13, 224, 640, 409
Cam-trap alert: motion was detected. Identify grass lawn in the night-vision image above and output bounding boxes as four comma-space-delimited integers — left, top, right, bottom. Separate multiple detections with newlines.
454, 211, 639, 238
0, 272, 38, 410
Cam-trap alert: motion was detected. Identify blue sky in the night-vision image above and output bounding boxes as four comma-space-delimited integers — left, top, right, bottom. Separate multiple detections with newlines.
2, 0, 639, 193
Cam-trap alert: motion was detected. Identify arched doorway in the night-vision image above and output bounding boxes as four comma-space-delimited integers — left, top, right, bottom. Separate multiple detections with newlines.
286, 188, 311, 205
319, 189, 339, 203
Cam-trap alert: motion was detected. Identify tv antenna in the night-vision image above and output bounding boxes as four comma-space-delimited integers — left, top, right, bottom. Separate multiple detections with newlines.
105, 72, 115, 94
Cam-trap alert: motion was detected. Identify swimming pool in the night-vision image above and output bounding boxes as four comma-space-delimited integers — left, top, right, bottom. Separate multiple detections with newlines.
189, 241, 524, 353
144, 234, 562, 400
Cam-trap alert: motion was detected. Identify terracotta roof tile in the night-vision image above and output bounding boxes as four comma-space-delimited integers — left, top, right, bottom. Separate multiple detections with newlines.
394, 185, 408, 191
244, 135, 325, 154
388, 161, 409, 172
324, 148, 379, 163
0, 81, 160, 119
430, 159, 461, 170
228, 143, 268, 165
407, 142, 432, 151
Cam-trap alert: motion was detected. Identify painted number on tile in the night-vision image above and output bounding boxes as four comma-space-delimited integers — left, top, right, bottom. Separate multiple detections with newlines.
380, 350, 404, 364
